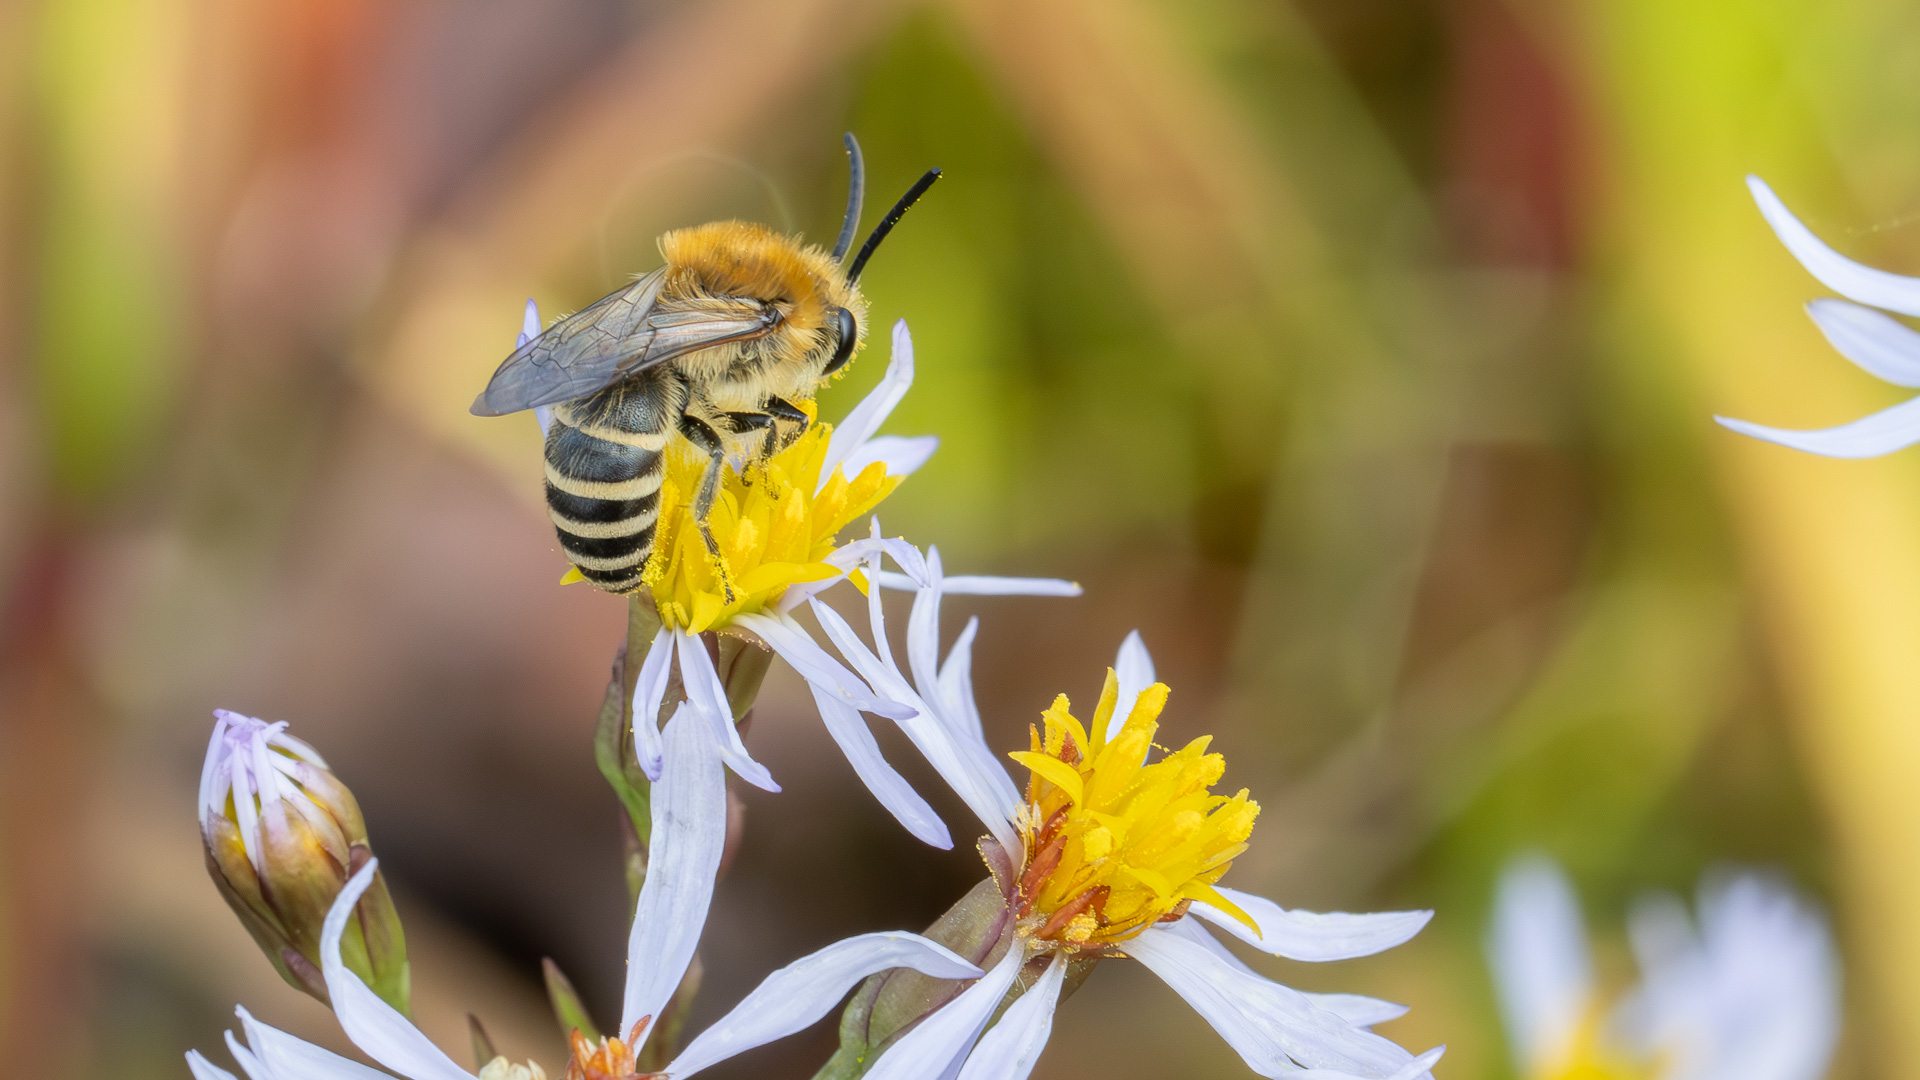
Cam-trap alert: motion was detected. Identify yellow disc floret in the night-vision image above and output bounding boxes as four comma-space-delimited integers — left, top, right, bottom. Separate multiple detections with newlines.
620, 402, 900, 633
1006, 672, 1261, 949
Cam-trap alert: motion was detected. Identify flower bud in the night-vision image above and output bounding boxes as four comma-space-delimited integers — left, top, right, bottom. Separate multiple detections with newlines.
198, 709, 409, 1014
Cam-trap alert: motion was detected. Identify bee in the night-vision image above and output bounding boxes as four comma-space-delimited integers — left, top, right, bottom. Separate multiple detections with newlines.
472, 135, 939, 595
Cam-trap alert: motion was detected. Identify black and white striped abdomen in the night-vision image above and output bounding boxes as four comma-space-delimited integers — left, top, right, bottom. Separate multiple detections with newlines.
543, 375, 680, 594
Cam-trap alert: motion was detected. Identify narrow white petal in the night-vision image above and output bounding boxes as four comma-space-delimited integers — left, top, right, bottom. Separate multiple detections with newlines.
733, 611, 915, 720
820, 320, 915, 491
1293, 1045, 1447, 1080
518, 298, 541, 345
905, 547, 946, 700
872, 571, 1083, 597
841, 434, 939, 479
1107, 631, 1156, 741
622, 705, 728, 1042
936, 616, 984, 742
811, 598, 1022, 854
676, 630, 779, 792
1715, 396, 1920, 458
631, 624, 675, 781
954, 952, 1068, 1080
320, 861, 473, 1080
1748, 176, 1920, 316
808, 682, 952, 848
1193, 887, 1432, 962
187, 1051, 241, 1080
1486, 855, 1592, 1075
1808, 298, 1920, 387
667, 932, 984, 1078
224, 1033, 273, 1080
199, 713, 231, 827
865, 941, 1028, 1080
237, 1007, 396, 1080
1305, 993, 1410, 1029
1122, 926, 1426, 1080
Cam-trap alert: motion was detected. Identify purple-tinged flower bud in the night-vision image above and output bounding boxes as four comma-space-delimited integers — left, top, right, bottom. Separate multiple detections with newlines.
198, 709, 409, 1014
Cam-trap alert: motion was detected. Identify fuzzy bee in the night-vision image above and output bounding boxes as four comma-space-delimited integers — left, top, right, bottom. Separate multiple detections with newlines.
472, 136, 938, 595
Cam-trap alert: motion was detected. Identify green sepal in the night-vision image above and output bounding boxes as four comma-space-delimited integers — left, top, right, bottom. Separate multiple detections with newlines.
542, 957, 601, 1043
468, 1014, 498, 1068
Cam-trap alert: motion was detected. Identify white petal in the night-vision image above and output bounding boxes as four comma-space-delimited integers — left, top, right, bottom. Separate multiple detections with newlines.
810, 598, 1022, 854
1808, 298, 1920, 387
1293, 1045, 1447, 1080
841, 434, 939, 479
631, 624, 675, 781
1485, 855, 1592, 1075
1304, 993, 1410, 1029
872, 571, 1083, 596
865, 941, 1028, 1080
199, 713, 232, 828
1613, 875, 1839, 1080
906, 547, 947, 700
320, 861, 473, 1080
807, 682, 952, 848
666, 932, 984, 1078
517, 298, 541, 346
1749, 176, 1920, 316
237, 1007, 396, 1080
954, 952, 1067, 1080
224, 1033, 274, 1080
1715, 395, 1920, 458
1107, 631, 1156, 741
1193, 887, 1432, 962
676, 630, 778, 792
1122, 925, 1427, 1080
936, 617, 984, 742
187, 1051, 241, 1080
733, 611, 914, 720
820, 320, 915, 491
622, 705, 728, 1042
534, 405, 554, 439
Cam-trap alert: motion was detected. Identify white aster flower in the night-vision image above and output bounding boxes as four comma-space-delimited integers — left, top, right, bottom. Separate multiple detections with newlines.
186, 704, 986, 1080
1486, 855, 1840, 1080
806, 541, 1445, 1080
1716, 177, 1920, 456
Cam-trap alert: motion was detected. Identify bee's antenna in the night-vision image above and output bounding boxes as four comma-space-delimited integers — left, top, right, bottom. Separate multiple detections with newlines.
846, 168, 941, 284
831, 133, 866, 262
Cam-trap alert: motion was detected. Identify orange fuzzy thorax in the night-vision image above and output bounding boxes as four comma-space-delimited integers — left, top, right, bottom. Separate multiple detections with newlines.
658, 221, 867, 390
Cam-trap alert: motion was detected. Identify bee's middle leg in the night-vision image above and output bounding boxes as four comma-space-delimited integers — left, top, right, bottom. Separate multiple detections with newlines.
677, 412, 735, 600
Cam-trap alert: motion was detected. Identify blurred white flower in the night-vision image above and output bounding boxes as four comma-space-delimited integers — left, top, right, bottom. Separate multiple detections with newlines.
1486, 855, 1840, 1080
1716, 177, 1920, 456
812, 542, 1445, 1080
185, 704, 984, 1080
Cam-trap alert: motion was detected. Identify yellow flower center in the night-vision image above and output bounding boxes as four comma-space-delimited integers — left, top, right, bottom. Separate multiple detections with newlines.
562, 402, 903, 633
1535, 1010, 1652, 1080
1006, 671, 1260, 949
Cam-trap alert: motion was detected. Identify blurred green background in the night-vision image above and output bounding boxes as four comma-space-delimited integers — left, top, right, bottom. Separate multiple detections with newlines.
4, 0, 1919, 1076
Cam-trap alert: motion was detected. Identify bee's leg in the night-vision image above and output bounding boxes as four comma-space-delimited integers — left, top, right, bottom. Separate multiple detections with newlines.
764, 396, 808, 431
677, 412, 735, 601
724, 410, 781, 477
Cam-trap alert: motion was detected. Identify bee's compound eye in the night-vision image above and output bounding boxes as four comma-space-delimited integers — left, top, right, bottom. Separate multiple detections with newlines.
824, 307, 858, 375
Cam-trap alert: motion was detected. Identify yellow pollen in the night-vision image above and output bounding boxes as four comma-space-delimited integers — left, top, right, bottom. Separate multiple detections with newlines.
636, 401, 902, 633
1006, 673, 1260, 948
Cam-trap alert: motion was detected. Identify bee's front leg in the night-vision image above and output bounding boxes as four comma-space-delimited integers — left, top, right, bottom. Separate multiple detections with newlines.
677, 411, 735, 602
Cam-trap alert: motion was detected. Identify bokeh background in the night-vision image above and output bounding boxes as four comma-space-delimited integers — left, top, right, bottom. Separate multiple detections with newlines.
4, 0, 1919, 1076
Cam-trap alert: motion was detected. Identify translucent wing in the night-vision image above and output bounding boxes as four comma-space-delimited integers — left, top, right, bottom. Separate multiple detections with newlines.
470, 268, 780, 416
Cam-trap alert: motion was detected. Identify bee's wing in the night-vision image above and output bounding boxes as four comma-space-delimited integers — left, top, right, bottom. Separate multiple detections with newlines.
470, 268, 778, 416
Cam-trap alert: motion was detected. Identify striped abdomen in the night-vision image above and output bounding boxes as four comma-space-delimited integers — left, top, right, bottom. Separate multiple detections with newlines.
544, 374, 682, 593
